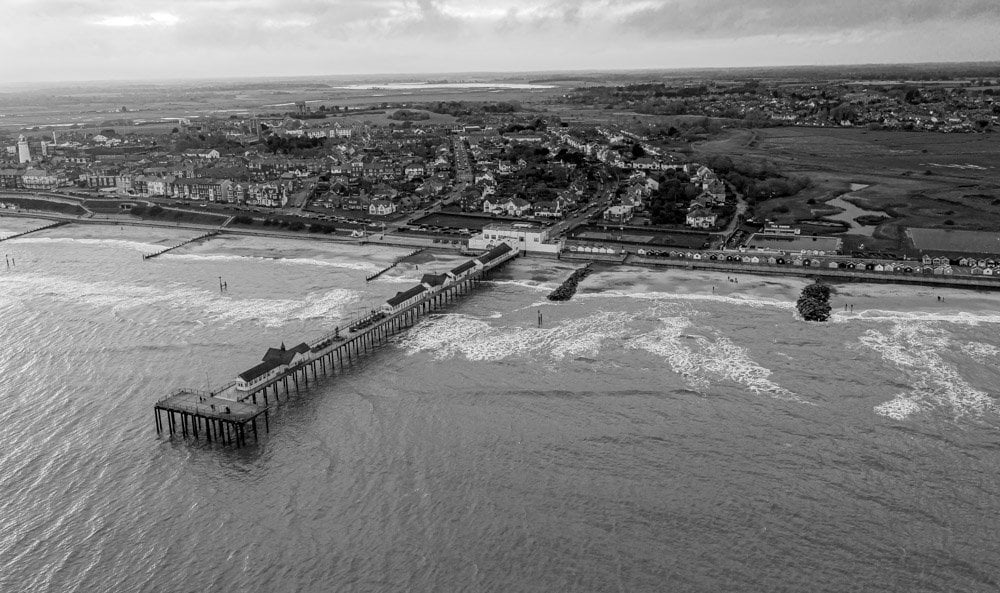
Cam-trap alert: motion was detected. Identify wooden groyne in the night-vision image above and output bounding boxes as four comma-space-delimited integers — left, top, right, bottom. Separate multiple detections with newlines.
156, 243, 519, 447
143, 231, 219, 260
548, 264, 593, 301
366, 248, 423, 282
0, 220, 67, 242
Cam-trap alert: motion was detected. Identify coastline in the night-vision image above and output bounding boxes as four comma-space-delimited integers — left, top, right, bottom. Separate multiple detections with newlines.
6, 211, 1000, 316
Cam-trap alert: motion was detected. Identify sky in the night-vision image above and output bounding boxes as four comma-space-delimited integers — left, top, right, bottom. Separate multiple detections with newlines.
4, 0, 1000, 82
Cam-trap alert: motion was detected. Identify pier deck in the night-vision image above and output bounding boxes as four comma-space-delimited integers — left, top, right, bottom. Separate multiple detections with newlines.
155, 389, 268, 447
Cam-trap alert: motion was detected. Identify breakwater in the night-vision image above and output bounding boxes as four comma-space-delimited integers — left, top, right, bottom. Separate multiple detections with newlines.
143, 231, 219, 260
365, 248, 423, 282
0, 220, 67, 242
548, 264, 593, 301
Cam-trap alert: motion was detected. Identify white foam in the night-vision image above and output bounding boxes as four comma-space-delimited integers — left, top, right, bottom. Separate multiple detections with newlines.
9, 236, 163, 253
163, 252, 377, 271
874, 395, 924, 421
628, 317, 800, 400
960, 342, 1000, 364
0, 274, 360, 327
860, 323, 995, 420
397, 310, 633, 361
491, 279, 558, 293
835, 309, 1000, 326
582, 289, 796, 311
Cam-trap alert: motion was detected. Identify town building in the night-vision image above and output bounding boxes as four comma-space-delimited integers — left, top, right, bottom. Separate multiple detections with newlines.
468, 223, 563, 255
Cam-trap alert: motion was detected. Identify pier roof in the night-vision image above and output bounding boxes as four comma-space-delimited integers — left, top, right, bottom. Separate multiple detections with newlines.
387, 284, 426, 306
263, 343, 310, 365
449, 260, 476, 276
239, 360, 282, 382
476, 242, 513, 264
420, 273, 448, 287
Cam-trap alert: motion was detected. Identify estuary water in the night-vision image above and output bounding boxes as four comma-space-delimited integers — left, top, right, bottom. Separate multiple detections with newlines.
1, 220, 999, 592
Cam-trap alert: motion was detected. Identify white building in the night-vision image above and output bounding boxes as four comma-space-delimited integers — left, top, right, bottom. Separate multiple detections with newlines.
468, 223, 563, 255
17, 135, 31, 164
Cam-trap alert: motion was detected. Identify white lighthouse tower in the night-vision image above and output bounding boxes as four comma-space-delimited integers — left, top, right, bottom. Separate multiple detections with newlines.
16, 135, 31, 164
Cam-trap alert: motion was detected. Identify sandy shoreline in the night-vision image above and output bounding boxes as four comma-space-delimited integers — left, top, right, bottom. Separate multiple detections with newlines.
5, 213, 1000, 321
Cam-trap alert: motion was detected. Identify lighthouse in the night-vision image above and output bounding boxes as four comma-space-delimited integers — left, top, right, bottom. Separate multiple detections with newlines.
16, 135, 31, 164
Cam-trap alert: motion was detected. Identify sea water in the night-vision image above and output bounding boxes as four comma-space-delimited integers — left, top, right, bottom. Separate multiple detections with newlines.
1, 221, 998, 592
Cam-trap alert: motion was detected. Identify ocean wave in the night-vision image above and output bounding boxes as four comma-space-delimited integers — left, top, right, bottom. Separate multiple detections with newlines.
836, 309, 1000, 326
628, 317, 800, 401
580, 289, 796, 311
490, 279, 557, 292
9, 236, 164, 253
0, 274, 360, 327
162, 252, 377, 271
860, 323, 995, 420
397, 310, 633, 361
961, 341, 1000, 364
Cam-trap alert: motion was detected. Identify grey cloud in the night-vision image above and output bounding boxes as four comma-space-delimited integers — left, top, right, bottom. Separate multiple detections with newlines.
619, 0, 1000, 37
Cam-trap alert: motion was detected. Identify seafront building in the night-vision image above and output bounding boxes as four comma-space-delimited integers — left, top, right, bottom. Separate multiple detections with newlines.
468, 223, 563, 254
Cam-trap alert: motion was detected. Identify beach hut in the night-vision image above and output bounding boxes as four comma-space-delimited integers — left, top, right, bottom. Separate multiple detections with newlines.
971, 267, 983, 275
959, 257, 970, 267
944, 266, 954, 275
922, 266, 933, 275
829, 262, 840, 269
983, 267, 994, 276
978, 259, 988, 268
904, 266, 914, 274
810, 259, 822, 267
637, 249, 646, 256
776, 257, 786, 265
709, 254, 718, 261
767, 256, 778, 265
932, 257, 945, 266
874, 264, 885, 272
922, 255, 933, 265
693, 253, 702, 260
794, 257, 805, 266
750, 256, 761, 264
933, 266, 946, 275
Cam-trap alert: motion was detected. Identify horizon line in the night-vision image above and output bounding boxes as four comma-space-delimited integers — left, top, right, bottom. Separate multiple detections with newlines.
4, 59, 1000, 88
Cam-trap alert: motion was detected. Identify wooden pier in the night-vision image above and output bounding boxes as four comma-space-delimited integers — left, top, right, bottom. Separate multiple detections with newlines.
155, 244, 518, 447
154, 390, 268, 448
0, 220, 67, 242
143, 231, 219, 260
232, 251, 514, 407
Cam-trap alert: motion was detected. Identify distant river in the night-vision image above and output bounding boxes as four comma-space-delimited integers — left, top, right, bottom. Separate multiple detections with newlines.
1, 221, 999, 592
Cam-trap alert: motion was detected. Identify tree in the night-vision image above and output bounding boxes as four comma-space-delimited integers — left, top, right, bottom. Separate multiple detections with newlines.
631, 143, 646, 159
796, 281, 831, 322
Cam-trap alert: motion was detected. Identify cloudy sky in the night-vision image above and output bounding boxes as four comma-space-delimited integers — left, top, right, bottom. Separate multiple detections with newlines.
4, 0, 1000, 82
